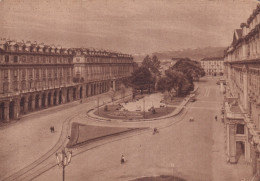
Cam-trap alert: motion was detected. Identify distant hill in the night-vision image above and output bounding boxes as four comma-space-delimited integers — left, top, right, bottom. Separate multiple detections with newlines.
133, 46, 226, 63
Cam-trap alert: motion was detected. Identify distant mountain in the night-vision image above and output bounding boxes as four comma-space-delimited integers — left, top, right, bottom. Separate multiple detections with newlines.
133, 47, 226, 63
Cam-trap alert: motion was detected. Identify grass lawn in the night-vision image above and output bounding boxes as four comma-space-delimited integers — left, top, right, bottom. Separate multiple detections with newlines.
94, 105, 175, 120
164, 96, 186, 106
67, 123, 145, 148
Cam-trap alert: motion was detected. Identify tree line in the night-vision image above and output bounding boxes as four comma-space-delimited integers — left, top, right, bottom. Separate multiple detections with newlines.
126, 55, 205, 98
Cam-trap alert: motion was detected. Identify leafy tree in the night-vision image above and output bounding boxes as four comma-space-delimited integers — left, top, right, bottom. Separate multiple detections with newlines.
141, 55, 161, 91
171, 58, 205, 83
142, 55, 161, 75
120, 84, 126, 101
130, 66, 154, 94
157, 69, 193, 97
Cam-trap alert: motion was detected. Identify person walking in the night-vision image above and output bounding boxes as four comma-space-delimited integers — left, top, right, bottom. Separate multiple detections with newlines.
121, 154, 125, 164
215, 115, 218, 121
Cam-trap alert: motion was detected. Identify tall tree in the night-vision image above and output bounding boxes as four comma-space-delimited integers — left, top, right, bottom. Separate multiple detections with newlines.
142, 55, 160, 75
130, 66, 154, 94
157, 69, 193, 97
171, 58, 205, 83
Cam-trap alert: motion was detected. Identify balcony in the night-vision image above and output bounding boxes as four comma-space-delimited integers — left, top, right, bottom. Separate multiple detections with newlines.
225, 100, 245, 120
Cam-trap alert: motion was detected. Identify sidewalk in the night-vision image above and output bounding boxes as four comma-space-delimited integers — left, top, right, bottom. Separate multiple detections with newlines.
211, 94, 252, 181
0, 89, 131, 180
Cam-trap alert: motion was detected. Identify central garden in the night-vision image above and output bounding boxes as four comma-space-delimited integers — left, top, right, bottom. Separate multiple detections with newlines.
93, 93, 185, 120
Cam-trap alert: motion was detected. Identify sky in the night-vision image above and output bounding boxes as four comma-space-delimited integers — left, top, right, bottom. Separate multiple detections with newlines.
0, 0, 258, 54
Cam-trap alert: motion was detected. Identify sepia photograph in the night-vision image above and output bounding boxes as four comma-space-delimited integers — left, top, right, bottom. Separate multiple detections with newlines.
0, 0, 260, 180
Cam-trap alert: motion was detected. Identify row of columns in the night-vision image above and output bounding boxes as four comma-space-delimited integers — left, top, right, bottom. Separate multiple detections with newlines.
0, 80, 115, 122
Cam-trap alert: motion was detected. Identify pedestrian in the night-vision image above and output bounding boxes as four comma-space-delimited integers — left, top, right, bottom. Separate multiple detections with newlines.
215, 115, 218, 121
121, 154, 125, 164
50, 126, 52, 133
52, 126, 55, 132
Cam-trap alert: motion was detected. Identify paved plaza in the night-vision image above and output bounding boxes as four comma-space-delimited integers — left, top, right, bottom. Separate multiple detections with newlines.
0, 78, 252, 181
120, 93, 166, 112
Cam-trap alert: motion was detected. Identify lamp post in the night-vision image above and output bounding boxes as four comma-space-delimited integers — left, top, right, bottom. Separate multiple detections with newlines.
56, 148, 72, 181
97, 96, 100, 115
143, 97, 145, 118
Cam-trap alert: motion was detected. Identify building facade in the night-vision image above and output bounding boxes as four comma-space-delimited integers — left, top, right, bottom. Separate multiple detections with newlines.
224, 4, 260, 179
0, 39, 134, 122
73, 48, 133, 94
200, 57, 224, 76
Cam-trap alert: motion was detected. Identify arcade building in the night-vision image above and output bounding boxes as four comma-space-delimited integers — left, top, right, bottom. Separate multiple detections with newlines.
0, 39, 134, 122
224, 4, 260, 178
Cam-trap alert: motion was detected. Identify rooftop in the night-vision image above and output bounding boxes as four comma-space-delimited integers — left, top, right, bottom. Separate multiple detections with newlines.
200, 57, 224, 61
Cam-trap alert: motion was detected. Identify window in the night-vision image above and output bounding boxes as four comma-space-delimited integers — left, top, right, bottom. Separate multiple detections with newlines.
54, 68, 57, 77
22, 70, 26, 79
14, 70, 18, 77
30, 56, 34, 62
13, 81, 18, 91
29, 69, 33, 79
76, 58, 80, 62
36, 69, 40, 79
29, 81, 33, 89
3, 82, 9, 92
4, 70, 8, 78
236, 124, 244, 134
21, 81, 26, 90
14, 56, 18, 63
5, 55, 9, 63
48, 69, 52, 78
59, 69, 63, 77
21, 56, 26, 63
42, 69, 46, 78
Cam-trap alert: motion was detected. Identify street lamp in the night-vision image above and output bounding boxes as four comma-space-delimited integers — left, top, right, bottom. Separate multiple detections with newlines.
56, 148, 72, 181
143, 97, 145, 118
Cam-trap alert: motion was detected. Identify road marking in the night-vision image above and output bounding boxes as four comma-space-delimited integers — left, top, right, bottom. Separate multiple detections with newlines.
197, 100, 223, 103
204, 88, 210, 97
184, 106, 219, 110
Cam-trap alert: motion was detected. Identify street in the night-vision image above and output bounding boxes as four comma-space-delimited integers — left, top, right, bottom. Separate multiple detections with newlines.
33, 78, 251, 181
0, 77, 252, 181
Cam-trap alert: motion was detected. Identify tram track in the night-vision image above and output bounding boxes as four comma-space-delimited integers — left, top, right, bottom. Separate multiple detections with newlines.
28, 104, 191, 181
1, 93, 132, 181
2, 92, 195, 181
2, 111, 75, 181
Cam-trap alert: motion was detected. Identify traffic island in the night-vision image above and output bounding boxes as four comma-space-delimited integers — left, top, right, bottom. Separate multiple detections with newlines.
67, 122, 148, 148
94, 104, 176, 120
88, 86, 199, 122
